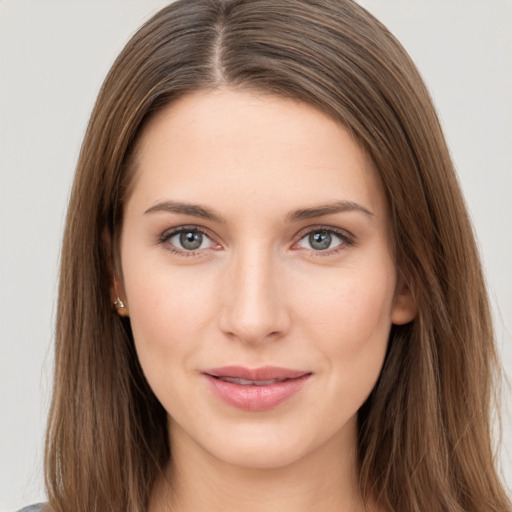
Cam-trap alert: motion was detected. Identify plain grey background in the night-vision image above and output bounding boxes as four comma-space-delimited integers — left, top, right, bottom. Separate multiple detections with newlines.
1, 1, 511, 510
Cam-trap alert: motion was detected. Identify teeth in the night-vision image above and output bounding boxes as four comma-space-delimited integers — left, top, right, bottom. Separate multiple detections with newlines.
219, 377, 283, 386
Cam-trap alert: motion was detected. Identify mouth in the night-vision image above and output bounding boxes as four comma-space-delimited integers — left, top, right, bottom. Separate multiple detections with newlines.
212, 376, 288, 386
202, 366, 312, 411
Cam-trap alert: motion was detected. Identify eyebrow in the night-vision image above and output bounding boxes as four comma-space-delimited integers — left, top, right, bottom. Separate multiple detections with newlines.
144, 200, 225, 223
286, 201, 374, 222
144, 199, 374, 223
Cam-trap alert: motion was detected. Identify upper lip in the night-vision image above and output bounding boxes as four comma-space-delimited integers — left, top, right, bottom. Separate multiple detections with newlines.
203, 366, 310, 381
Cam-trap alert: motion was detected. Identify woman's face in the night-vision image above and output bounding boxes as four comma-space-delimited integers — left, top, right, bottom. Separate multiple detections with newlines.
118, 89, 415, 470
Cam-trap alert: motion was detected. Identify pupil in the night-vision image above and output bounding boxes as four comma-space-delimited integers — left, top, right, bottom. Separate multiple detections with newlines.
309, 231, 331, 250
180, 231, 202, 250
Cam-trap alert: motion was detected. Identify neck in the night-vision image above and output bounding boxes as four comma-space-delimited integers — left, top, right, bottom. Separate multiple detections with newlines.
150, 418, 373, 512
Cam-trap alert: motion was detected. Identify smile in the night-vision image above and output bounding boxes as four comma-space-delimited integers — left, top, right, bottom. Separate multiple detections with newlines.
203, 366, 312, 411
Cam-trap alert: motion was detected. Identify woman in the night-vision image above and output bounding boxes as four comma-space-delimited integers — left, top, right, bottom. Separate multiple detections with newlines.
20, 0, 511, 511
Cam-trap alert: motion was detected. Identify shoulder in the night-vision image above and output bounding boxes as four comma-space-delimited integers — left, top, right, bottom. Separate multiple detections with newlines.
15, 505, 46, 512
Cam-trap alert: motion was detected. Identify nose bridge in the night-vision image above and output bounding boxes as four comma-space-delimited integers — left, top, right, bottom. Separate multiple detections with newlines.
219, 241, 287, 343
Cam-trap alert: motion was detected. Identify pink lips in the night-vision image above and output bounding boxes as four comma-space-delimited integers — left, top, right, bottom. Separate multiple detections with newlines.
203, 366, 311, 411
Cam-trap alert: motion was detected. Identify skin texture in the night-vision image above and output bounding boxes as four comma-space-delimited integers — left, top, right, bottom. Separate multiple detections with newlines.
115, 88, 416, 512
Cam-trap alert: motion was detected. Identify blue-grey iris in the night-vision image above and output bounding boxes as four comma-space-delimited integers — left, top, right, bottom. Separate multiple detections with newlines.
309, 231, 331, 250
180, 231, 203, 250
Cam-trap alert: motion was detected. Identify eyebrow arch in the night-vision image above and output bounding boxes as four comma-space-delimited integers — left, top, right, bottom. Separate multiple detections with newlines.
286, 201, 374, 222
144, 200, 225, 223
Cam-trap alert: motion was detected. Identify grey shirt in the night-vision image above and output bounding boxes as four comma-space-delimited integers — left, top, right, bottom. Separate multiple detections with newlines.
16, 505, 45, 512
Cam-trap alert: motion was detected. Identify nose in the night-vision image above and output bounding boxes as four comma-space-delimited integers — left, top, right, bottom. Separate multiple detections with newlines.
218, 245, 290, 344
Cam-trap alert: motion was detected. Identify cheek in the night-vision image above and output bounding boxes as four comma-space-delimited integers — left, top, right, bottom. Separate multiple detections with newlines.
294, 263, 395, 381
121, 257, 219, 372
300, 272, 394, 429
299, 265, 394, 335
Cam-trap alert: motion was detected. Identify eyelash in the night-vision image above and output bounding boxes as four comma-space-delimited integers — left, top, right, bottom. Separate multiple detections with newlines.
158, 225, 216, 257
158, 225, 355, 256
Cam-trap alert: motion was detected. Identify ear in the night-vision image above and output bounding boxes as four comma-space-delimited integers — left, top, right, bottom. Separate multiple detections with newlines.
102, 228, 130, 317
391, 276, 417, 325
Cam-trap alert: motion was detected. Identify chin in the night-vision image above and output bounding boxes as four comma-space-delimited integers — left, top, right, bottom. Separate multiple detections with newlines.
207, 435, 312, 470
176, 412, 357, 472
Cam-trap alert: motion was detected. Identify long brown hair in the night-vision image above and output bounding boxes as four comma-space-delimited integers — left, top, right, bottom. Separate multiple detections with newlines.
45, 1, 511, 511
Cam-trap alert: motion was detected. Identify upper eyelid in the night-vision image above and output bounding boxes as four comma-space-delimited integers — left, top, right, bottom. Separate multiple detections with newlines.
160, 225, 213, 241
294, 225, 354, 241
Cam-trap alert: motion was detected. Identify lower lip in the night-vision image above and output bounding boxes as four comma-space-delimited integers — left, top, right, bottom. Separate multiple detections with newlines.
204, 374, 311, 411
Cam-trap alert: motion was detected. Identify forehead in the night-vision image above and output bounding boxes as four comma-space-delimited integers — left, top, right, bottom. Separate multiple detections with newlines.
128, 88, 387, 220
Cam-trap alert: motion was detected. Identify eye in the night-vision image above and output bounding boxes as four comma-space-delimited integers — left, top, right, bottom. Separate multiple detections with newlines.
295, 228, 352, 252
162, 227, 218, 253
